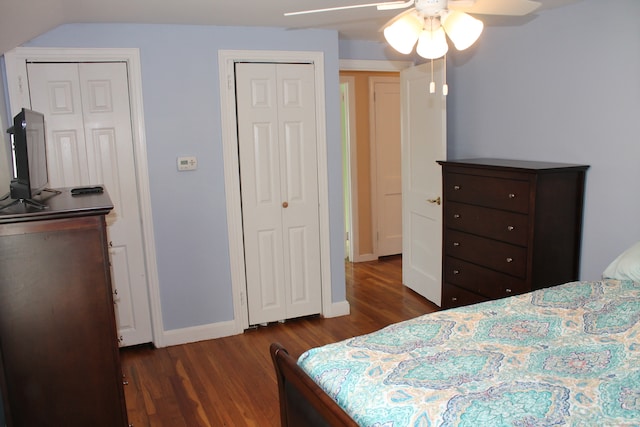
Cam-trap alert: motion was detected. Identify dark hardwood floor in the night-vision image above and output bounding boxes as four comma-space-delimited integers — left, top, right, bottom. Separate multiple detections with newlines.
120, 255, 439, 426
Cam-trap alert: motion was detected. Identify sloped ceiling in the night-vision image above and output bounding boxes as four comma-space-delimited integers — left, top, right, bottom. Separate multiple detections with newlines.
0, 0, 581, 56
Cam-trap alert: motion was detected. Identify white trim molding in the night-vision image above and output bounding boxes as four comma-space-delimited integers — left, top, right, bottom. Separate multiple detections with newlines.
326, 300, 351, 318
161, 320, 238, 348
339, 59, 414, 72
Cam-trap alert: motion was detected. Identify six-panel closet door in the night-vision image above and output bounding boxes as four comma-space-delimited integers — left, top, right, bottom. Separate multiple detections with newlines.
235, 62, 322, 325
26, 62, 153, 346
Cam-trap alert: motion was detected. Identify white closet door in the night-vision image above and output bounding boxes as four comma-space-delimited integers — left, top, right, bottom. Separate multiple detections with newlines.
26, 62, 153, 346
236, 62, 322, 325
276, 63, 322, 320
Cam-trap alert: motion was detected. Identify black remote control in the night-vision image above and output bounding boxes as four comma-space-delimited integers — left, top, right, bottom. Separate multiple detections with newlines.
71, 186, 104, 196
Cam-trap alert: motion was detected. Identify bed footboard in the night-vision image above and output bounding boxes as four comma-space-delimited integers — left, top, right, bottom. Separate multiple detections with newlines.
270, 343, 358, 427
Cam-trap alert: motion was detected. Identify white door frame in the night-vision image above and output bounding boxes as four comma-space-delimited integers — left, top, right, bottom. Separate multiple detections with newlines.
340, 76, 357, 262
218, 50, 335, 333
339, 60, 412, 262
4, 47, 164, 347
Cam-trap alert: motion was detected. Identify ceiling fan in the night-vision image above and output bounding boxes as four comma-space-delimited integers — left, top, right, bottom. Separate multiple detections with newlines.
285, 0, 542, 59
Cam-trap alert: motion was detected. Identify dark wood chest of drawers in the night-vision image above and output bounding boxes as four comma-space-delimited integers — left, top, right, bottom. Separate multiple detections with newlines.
437, 159, 589, 309
0, 189, 129, 426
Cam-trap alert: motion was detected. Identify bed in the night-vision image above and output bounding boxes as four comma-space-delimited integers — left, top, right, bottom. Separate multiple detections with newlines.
270, 243, 640, 426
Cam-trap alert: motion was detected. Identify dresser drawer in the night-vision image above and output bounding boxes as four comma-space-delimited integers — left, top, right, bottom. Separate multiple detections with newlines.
444, 256, 529, 299
445, 202, 528, 246
444, 172, 530, 213
442, 283, 488, 309
445, 230, 527, 277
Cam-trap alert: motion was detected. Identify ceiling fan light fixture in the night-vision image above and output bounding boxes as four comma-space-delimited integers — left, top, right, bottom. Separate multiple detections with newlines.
416, 27, 449, 60
441, 10, 484, 51
383, 12, 423, 54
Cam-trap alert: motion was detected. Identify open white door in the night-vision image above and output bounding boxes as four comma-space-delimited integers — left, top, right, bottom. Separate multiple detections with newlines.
401, 62, 447, 307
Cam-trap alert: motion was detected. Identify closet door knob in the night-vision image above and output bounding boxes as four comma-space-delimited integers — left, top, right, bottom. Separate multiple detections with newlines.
282, 202, 289, 208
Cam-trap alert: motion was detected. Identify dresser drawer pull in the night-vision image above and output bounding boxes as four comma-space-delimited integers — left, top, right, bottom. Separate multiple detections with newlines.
505, 288, 512, 293
506, 257, 514, 263
453, 185, 461, 190
451, 297, 458, 302
453, 242, 460, 247
507, 225, 515, 231
508, 193, 516, 199
453, 214, 461, 219
453, 269, 460, 275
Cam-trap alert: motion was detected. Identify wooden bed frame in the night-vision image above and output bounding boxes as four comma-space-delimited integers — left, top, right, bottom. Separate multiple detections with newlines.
270, 343, 358, 427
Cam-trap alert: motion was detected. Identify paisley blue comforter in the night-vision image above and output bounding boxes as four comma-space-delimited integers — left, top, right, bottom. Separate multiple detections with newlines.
298, 280, 640, 426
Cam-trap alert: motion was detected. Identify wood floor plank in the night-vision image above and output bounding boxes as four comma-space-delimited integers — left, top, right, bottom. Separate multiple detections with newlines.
120, 255, 439, 426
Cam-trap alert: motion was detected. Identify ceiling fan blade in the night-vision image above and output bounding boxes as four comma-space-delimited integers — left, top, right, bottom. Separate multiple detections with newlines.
536, 0, 582, 10
449, 0, 541, 15
376, 0, 414, 11
284, 1, 413, 16
380, 8, 417, 29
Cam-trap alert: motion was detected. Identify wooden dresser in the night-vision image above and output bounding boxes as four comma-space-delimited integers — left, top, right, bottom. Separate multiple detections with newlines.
0, 189, 129, 426
437, 159, 589, 309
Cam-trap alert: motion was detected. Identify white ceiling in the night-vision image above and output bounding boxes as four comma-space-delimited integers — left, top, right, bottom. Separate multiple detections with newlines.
0, 0, 581, 56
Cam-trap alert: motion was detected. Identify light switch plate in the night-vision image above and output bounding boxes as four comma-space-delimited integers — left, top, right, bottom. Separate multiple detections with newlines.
177, 156, 197, 171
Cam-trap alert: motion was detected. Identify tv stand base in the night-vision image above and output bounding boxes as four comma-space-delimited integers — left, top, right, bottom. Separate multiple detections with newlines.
0, 197, 47, 211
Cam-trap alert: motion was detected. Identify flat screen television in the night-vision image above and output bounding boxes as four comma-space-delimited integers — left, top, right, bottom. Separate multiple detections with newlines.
8, 108, 49, 201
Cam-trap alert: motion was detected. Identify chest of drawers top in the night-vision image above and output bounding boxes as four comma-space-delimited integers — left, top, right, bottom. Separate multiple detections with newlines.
438, 158, 587, 170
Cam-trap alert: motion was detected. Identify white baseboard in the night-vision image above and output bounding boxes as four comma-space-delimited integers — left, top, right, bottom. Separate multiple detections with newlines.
156, 299, 351, 348
324, 300, 351, 318
352, 253, 378, 263
157, 320, 238, 348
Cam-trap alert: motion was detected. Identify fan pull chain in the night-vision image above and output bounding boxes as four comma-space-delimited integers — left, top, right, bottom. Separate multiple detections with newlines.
442, 54, 448, 96
430, 58, 436, 93
428, 16, 436, 94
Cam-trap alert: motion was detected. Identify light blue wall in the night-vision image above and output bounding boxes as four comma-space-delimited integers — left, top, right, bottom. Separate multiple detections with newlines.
18, 24, 345, 331
338, 39, 409, 61
447, 0, 640, 280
